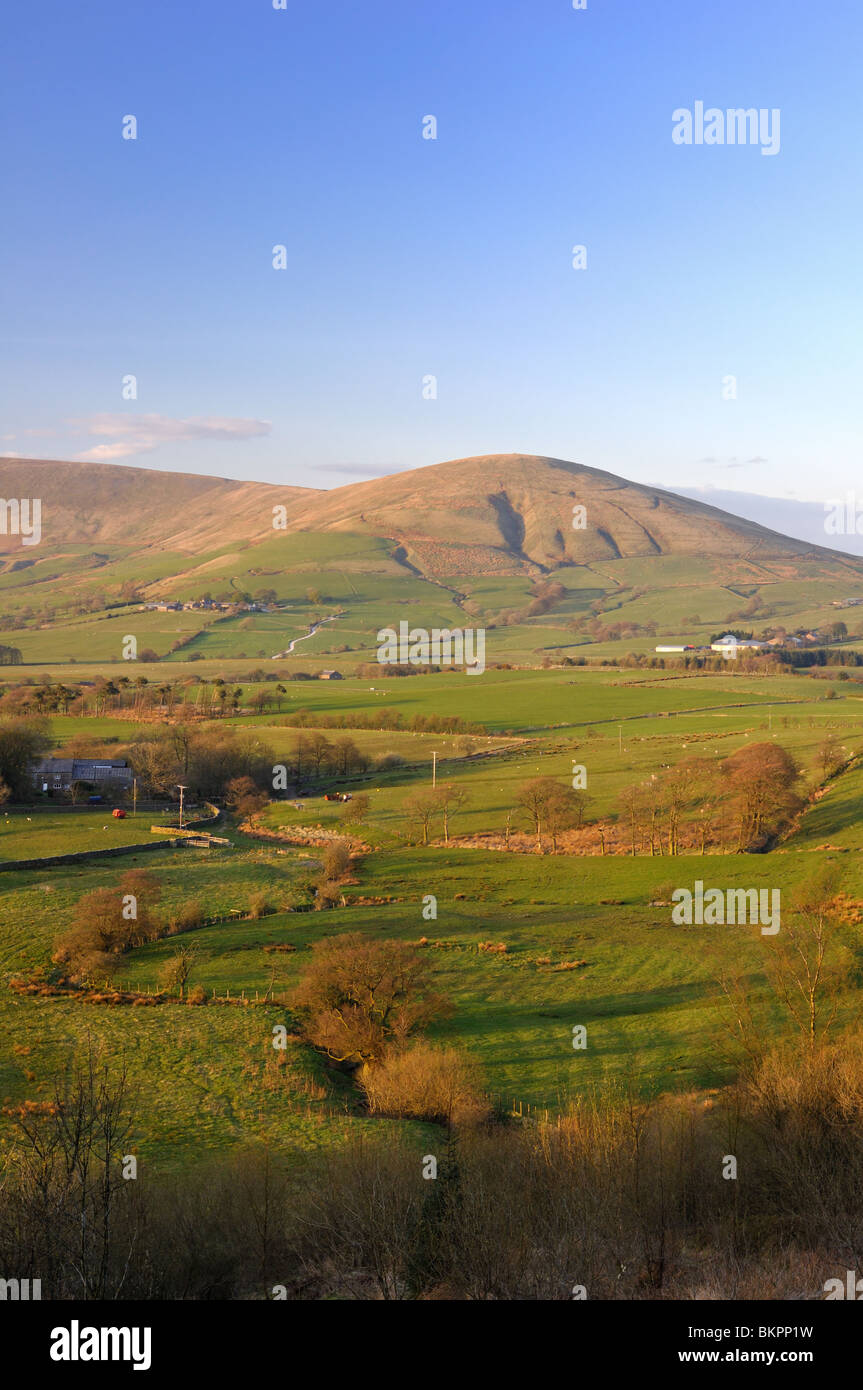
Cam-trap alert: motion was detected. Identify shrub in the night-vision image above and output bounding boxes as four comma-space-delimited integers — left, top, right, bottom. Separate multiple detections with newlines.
293, 933, 450, 1063
341, 794, 370, 825
359, 1043, 489, 1125
314, 881, 344, 911
166, 900, 205, 935
322, 840, 352, 880
226, 774, 268, 819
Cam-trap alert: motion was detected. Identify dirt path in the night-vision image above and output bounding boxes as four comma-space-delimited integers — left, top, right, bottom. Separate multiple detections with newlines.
271, 613, 340, 659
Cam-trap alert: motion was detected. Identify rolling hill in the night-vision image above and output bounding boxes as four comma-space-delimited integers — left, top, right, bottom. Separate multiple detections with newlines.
1, 453, 861, 666
285, 453, 855, 575
1, 452, 854, 572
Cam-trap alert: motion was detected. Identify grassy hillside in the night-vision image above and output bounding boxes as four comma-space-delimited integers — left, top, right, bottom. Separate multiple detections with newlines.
3, 662, 863, 1174
3, 454, 863, 671
4, 454, 863, 1211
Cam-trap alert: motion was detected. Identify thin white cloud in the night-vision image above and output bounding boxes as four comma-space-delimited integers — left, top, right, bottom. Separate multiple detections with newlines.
79, 441, 160, 461
70, 413, 272, 462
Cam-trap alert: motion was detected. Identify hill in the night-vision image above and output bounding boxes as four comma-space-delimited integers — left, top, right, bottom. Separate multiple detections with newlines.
0, 457, 314, 555
2, 452, 857, 573
286, 453, 856, 577
1, 453, 862, 667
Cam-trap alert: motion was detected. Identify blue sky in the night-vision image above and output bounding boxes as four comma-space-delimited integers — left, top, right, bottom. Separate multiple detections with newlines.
1, 0, 861, 508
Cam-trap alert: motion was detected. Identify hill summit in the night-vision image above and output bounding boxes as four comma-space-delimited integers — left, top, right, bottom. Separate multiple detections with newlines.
283, 453, 846, 575
0, 453, 854, 581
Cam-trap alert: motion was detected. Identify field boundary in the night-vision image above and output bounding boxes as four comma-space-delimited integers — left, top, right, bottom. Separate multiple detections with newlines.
0, 838, 214, 873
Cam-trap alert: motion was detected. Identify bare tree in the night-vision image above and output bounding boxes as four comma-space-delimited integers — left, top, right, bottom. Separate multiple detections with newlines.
403, 789, 440, 846
763, 871, 850, 1048
2, 1045, 139, 1299
515, 777, 581, 852
159, 942, 198, 999
434, 783, 470, 845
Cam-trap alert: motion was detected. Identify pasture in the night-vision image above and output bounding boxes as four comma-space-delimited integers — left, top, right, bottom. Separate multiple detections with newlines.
2, 661, 863, 1170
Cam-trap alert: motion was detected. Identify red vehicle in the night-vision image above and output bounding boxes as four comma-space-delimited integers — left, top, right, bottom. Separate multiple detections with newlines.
112, 808, 126, 819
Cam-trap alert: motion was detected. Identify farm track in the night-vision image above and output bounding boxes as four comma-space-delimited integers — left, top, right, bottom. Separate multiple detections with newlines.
271, 612, 340, 659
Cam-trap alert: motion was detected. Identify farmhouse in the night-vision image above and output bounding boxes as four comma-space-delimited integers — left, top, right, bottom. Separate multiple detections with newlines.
710, 634, 767, 655
319, 670, 343, 680
31, 757, 134, 795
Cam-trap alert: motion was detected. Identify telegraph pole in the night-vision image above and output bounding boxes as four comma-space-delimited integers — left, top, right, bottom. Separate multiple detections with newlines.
133, 777, 137, 818
432, 751, 438, 787
177, 783, 187, 830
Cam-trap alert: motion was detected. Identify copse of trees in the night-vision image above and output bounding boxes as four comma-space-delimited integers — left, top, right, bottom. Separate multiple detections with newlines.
282, 707, 487, 735
723, 742, 802, 850
53, 870, 163, 980
127, 724, 275, 801
0, 673, 297, 721
285, 733, 438, 787
52, 873, 237, 984
402, 783, 472, 845
497, 579, 570, 626
287, 733, 369, 782
568, 615, 657, 643
613, 741, 802, 856
0, 717, 52, 799
359, 1043, 489, 1126
515, 776, 588, 852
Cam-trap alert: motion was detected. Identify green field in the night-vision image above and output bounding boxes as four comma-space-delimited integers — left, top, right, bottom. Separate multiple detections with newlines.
3, 659, 863, 1172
